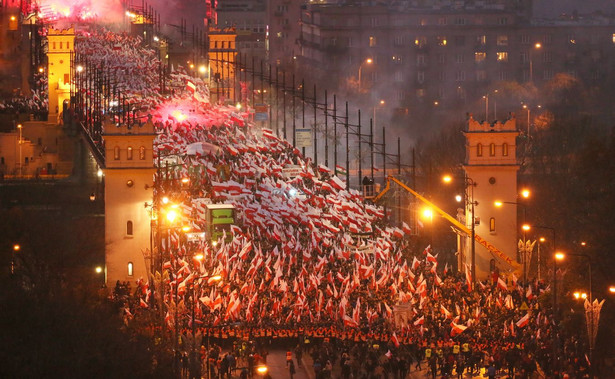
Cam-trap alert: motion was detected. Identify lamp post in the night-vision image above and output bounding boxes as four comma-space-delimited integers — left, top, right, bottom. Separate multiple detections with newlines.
443, 174, 476, 286
17, 124, 22, 177
557, 251, 594, 369
553, 251, 565, 373
529, 42, 542, 83
358, 58, 373, 91
11, 244, 20, 275
522, 104, 541, 138
373, 99, 385, 129
190, 273, 221, 379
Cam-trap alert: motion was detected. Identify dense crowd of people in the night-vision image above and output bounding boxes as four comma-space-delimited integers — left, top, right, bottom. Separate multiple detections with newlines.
3, 19, 595, 377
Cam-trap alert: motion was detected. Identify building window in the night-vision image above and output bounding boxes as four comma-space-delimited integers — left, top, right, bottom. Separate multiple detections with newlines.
437, 54, 446, 64
454, 36, 465, 46
612, 33, 615, 44
392, 55, 403, 64
476, 35, 486, 45
520, 52, 529, 63
114, 146, 120, 160
417, 71, 425, 84
436, 36, 447, 46
394, 71, 404, 82
475, 52, 486, 63
497, 35, 508, 46
477, 143, 483, 156
520, 35, 530, 44
346, 37, 353, 47
139, 146, 146, 160
417, 54, 426, 66
490, 217, 496, 232
498, 17, 508, 25
369, 36, 377, 47
128, 262, 134, 276
490, 143, 496, 156
497, 52, 508, 62
371, 17, 379, 27
455, 18, 466, 25
416, 89, 425, 98
127, 146, 133, 160
502, 143, 509, 156
394, 35, 404, 46
455, 71, 466, 82
456, 54, 464, 64
543, 51, 553, 63
476, 70, 487, 81
438, 17, 447, 25
415, 36, 427, 48
127, 220, 133, 236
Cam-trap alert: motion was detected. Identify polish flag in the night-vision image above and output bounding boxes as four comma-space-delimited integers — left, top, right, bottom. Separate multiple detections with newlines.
497, 277, 508, 291
464, 264, 472, 292
140, 298, 149, 308
391, 332, 400, 348
411, 256, 420, 271
450, 323, 467, 337
516, 313, 530, 328
413, 315, 424, 326
402, 222, 412, 235
440, 304, 452, 318
186, 80, 196, 94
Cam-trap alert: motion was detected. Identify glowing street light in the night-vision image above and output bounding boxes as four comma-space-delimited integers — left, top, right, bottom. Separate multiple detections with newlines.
358, 58, 373, 90
573, 291, 588, 300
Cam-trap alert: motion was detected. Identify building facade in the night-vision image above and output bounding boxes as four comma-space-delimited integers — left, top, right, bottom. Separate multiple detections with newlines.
463, 113, 520, 279
296, 1, 615, 115
104, 120, 156, 287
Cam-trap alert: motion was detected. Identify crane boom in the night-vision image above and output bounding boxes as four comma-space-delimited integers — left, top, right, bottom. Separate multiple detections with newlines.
373, 176, 517, 268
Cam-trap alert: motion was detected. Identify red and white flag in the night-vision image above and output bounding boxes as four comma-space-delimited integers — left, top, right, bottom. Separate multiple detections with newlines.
413, 315, 424, 326
186, 80, 196, 94
497, 277, 508, 291
391, 332, 400, 348
450, 323, 467, 337
516, 313, 530, 328
464, 264, 472, 291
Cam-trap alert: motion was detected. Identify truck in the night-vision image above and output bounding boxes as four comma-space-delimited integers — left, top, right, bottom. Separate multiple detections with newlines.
205, 203, 235, 245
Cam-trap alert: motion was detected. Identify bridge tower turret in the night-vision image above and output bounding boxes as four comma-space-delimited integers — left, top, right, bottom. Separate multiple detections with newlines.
47, 26, 75, 124
103, 119, 156, 287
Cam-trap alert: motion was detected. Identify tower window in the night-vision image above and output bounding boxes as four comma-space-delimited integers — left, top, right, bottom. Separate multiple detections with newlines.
490, 217, 496, 232
489, 143, 496, 156
139, 146, 146, 160
127, 146, 133, 160
502, 143, 509, 156
127, 262, 134, 276
114, 146, 120, 160
477, 143, 483, 157
126, 220, 133, 236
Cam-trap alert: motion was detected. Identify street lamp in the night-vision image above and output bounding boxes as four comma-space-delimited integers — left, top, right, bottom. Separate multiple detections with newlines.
358, 58, 373, 91
553, 251, 565, 372
373, 99, 385, 129
522, 104, 542, 139
529, 42, 542, 83
443, 174, 477, 286
556, 251, 595, 368
17, 124, 22, 177
11, 244, 20, 274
